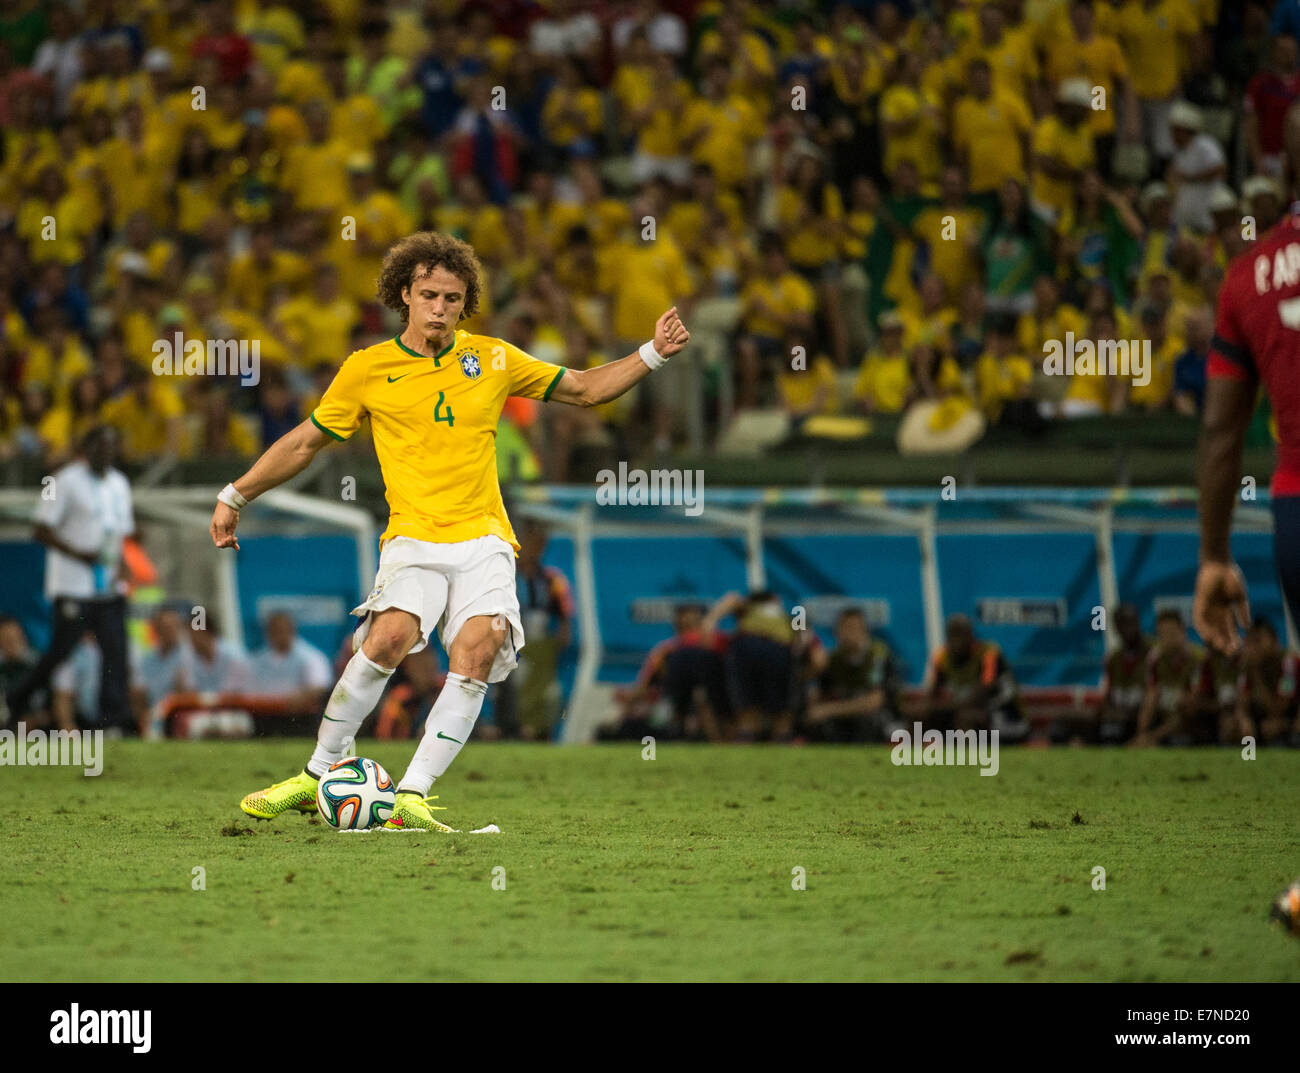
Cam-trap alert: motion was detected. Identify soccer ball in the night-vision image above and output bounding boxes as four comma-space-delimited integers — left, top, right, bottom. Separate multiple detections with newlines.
316, 757, 396, 830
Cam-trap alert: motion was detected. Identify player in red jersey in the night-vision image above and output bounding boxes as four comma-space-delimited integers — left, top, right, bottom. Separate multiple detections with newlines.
1195, 106, 1300, 655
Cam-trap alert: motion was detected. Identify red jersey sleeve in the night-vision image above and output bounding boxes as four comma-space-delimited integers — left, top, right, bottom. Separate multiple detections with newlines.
1208, 268, 1258, 382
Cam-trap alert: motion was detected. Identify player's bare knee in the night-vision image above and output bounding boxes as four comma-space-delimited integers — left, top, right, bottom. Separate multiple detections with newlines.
363, 622, 418, 668
450, 620, 506, 680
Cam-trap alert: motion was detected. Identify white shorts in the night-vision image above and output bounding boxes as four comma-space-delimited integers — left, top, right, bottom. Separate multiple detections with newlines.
350, 535, 524, 683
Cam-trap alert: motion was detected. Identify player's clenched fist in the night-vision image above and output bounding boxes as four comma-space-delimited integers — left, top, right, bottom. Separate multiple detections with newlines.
654, 307, 691, 358
210, 502, 241, 551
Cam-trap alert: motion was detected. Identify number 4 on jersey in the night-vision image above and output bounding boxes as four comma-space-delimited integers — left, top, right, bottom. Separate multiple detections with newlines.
434, 390, 455, 427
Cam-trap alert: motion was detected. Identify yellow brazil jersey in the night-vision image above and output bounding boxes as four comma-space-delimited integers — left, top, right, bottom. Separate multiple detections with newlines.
854, 350, 912, 413
739, 271, 815, 341
101, 382, 185, 458
681, 95, 763, 188
1017, 303, 1086, 355
1044, 31, 1128, 135
17, 193, 96, 266
1117, 0, 1196, 100
777, 183, 845, 269
912, 205, 985, 301
879, 83, 941, 182
542, 86, 603, 147
975, 351, 1033, 418
900, 307, 958, 353
952, 90, 1033, 194
1127, 333, 1183, 409
779, 354, 839, 416
979, 31, 1039, 103
310, 330, 568, 551
666, 194, 744, 255
598, 237, 694, 342
1030, 116, 1095, 220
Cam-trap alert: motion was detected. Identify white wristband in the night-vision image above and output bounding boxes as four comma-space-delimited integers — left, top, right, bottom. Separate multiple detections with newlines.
218, 483, 248, 511
638, 340, 667, 370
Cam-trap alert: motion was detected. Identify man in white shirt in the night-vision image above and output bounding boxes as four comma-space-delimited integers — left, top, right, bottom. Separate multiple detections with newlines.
1167, 101, 1227, 233
247, 610, 333, 709
133, 606, 195, 711
5, 427, 136, 732
186, 612, 252, 694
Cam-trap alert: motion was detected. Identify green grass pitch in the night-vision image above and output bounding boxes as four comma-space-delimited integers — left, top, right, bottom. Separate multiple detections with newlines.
4, 741, 1298, 982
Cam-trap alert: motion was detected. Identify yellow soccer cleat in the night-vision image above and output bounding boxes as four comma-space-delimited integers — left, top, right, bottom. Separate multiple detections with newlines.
240, 769, 320, 820
382, 791, 458, 832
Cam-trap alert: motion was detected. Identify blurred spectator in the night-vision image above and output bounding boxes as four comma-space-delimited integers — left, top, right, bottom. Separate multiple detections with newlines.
191, 1, 252, 86
615, 601, 730, 742
778, 330, 839, 421
1134, 608, 1205, 746
248, 610, 332, 709
1196, 642, 1241, 745
1059, 171, 1144, 306
0, 614, 39, 723
100, 364, 183, 463
737, 237, 815, 410
921, 613, 1024, 738
187, 612, 251, 694
188, 385, 258, 459
1166, 101, 1226, 232
1094, 603, 1152, 744
50, 632, 102, 731
1244, 34, 1300, 179
5, 426, 135, 733
1232, 619, 1295, 745
1126, 306, 1182, 411
980, 179, 1052, 316
853, 311, 912, 415
132, 606, 194, 718
1118, 0, 1198, 163
492, 521, 573, 740
529, 0, 602, 63
1031, 79, 1097, 226
952, 57, 1032, 201
449, 73, 521, 205
805, 607, 900, 742
1173, 307, 1213, 414
975, 314, 1040, 433
707, 590, 798, 742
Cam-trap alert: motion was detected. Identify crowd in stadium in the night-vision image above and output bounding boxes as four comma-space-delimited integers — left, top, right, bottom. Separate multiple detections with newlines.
0, 0, 1286, 476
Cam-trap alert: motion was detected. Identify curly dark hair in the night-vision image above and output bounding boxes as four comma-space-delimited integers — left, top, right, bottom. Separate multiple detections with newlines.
376, 231, 483, 324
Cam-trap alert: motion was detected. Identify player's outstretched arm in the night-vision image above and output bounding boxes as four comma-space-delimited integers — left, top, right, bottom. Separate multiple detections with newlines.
1194, 375, 1256, 652
210, 419, 334, 550
548, 307, 690, 407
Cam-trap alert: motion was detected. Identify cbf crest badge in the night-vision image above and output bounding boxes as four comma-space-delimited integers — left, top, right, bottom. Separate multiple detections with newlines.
460, 352, 482, 380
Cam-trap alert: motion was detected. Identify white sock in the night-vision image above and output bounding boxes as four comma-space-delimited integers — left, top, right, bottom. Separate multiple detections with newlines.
307, 650, 396, 776
398, 672, 487, 795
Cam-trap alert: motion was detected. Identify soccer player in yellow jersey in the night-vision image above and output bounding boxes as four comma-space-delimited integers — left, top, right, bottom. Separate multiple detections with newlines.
216, 233, 690, 831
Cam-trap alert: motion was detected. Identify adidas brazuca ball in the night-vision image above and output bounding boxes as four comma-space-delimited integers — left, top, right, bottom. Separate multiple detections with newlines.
316, 757, 397, 830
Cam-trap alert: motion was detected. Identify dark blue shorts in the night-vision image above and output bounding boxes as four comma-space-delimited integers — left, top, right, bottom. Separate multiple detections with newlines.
726, 633, 795, 716
1273, 495, 1300, 630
